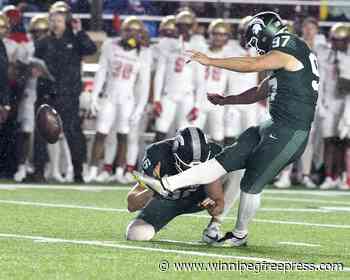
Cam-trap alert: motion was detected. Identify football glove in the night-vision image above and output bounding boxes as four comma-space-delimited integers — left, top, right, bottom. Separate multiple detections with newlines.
186, 107, 199, 122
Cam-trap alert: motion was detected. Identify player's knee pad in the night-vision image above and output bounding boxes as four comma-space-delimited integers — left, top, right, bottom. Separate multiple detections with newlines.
126, 219, 155, 241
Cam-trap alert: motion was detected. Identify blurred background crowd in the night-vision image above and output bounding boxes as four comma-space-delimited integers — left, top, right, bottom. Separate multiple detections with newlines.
0, 0, 350, 190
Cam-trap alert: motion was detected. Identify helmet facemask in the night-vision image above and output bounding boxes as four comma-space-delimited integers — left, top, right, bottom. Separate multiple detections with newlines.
121, 17, 144, 50
172, 127, 211, 173
173, 151, 211, 173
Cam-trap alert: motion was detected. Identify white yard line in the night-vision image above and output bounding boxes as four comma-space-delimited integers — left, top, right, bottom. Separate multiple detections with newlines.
278, 241, 321, 247
252, 218, 350, 229
0, 233, 283, 263
0, 184, 127, 191
1, 232, 348, 272
320, 207, 350, 212
0, 199, 127, 213
1, 199, 350, 229
1, 184, 350, 198
259, 208, 330, 213
264, 196, 350, 206
158, 239, 205, 246
264, 189, 350, 197
0, 199, 331, 214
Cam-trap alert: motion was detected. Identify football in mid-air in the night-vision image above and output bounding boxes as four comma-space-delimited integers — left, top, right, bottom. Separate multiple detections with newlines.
36, 104, 62, 144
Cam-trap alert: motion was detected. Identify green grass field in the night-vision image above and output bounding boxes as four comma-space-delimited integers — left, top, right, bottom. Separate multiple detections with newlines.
0, 183, 349, 279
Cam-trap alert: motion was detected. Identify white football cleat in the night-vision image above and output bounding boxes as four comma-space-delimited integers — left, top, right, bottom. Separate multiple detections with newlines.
14, 164, 27, 182
26, 163, 34, 174
274, 172, 291, 189
320, 177, 337, 190
112, 167, 126, 183
52, 172, 65, 183
84, 166, 98, 183
202, 224, 222, 245
338, 182, 350, 190
123, 171, 137, 184
64, 169, 74, 183
132, 171, 170, 197
215, 231, 248, 247
302, 175, 316, 189
338, 177, 350, 190
96, 170, 112, 183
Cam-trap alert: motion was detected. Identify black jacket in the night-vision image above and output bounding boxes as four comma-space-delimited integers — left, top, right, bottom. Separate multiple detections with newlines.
35, 29, 97, 98
0, 39, 9, 106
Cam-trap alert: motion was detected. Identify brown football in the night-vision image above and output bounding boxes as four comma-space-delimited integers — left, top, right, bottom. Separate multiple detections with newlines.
36, 104, 62, 144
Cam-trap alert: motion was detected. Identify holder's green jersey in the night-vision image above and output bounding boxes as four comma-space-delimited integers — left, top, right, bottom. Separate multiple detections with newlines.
268, 33, 319, 130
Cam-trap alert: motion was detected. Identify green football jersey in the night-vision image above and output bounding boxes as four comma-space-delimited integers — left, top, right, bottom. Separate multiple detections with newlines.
268, 33, 319, 130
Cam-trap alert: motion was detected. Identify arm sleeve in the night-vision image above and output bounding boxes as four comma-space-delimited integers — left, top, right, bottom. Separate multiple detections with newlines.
91, 40, 109, 99
193, 63, 206, 107
153, 52, 167, 102
75, 31, 97, 56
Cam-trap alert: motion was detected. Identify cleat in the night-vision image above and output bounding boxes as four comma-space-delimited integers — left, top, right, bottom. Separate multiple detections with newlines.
320, 177, 337, 190
215, 231, 248, 247
123, 171, 137, 184
84, 166, 98, 183
112, 167, 127, 184
14, 165, 27, 182
96, 170, 112, 183
132, 171, 170, 196
338, 178, 350, 190
274, 172, 291, 189
52, 172, 65, 183
26, 163, 34, 174
64, 169, 74, 183
302, 175, 316, 189
202, 224, 222, 245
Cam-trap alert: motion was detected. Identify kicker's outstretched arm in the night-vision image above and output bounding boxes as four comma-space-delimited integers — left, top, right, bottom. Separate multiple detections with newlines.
187, 50, 290, 73
208, 74, 270, 106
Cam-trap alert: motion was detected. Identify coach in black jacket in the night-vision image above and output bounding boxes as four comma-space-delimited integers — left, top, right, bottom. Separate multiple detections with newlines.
0, 38, 11, 177
34, 11, 96, 182
0, 38, 10, 124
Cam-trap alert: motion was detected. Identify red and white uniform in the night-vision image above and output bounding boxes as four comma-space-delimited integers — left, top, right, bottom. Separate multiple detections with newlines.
5, 37, 34, 132
17, 40, 37, 133
225, 41, 259, 138
92, 38, 151, 134
17, 76, 37, 132
317, 44, 347, 138
154, 37, 202, 133
3, 37, 27, 63
194, 45, 230, 141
